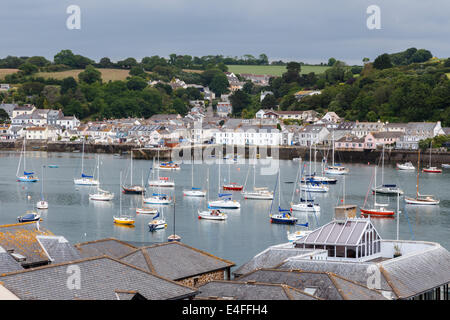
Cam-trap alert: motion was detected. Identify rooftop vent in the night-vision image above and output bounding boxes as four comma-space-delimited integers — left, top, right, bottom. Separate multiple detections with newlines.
10, 252, 26, 262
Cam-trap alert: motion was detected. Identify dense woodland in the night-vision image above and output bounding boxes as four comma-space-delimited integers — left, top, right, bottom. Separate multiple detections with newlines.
0, 48, 449, 126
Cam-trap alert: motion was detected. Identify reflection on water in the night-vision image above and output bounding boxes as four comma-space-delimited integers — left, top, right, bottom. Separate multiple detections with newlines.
0, 151, 448, 267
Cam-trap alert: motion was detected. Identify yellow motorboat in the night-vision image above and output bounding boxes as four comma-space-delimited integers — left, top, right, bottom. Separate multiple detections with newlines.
113, 216, 135, 225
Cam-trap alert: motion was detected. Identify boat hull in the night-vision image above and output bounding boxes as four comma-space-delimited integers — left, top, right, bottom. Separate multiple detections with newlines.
148, 220, 167, 231
242, 192, 273, 200
360, 208, 395, 216
36, 201, 48, 210
17, 176, 38, 182
223, 185, 243, 191
198, 210, 227, 220
113, 217, 135, 225
122, 186, 144, 194
136, 208, 158, 214
89, 193, 114, 201
74, 178, 99, 186
372, 186, 404, 195
208, 200, 240, 209
404, 197, 440, 205
270, 216, 298, 224
423, 168, 442, 173
291, 203, 320, 212
183, 190, 206, 197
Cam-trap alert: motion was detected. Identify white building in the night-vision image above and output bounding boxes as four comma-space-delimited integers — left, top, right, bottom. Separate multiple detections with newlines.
214, 124, 281, 146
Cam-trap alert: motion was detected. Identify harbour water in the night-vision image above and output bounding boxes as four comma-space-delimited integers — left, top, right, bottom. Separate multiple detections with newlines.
1, 150, 449, 267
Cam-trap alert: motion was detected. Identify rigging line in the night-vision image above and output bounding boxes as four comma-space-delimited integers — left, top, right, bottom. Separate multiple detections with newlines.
363, 166, 376, 208
402, 205, 415, 240
268, 171, 279, 216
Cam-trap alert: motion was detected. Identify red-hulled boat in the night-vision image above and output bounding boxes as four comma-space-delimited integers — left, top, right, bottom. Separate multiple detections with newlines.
422, 167, 442, 173
222, 183, 243, 191
360, 206, 395, 217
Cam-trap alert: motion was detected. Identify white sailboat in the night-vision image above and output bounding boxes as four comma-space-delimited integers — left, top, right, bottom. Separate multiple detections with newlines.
301, 144, 337, 184
16, 136, 39, 182
324, 131, 349, 175
404, 150, 440, 205
269, 169, 298, 225
183, 156, 206, 197
422, 141, 442, 173
208, 156, 240, 209
36, 165, 48, 209
397, 161, 415, 170
74, 139, 99, 185
144, 157, 173, 205
291, 158, 320, 212
372, 145, 404, 195
198, 168, 227, 220
148, 151, 175, 187
242, 152, 274, 200
136, 172, 158, 214
89, 156, 114, 201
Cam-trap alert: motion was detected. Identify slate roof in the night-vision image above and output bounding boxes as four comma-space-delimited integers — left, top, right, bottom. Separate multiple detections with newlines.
0, 222, 53, 267
120, 242, 235, 280
379, 244, 450, 299
74, 238, 138, 259
0, 246, 23, 274
196, 280, 319, 300
277, 259, 393, 292
36, 236, 81, 263
233, 245, 316, 277
0, 256, 198, 300
235, 269, 387, 300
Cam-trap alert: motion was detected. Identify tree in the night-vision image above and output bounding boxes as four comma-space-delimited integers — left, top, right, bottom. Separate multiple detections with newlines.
0, 109, 10, 123
229, 90, 251, 116
209, 73, 229, 95
328, 58, 337, 66
19, 63, 38, 75
98, 57, 114, 68
42, 85, 60, 105
61, 77, 78, 94
127, 76, 148, 91
373, 53, 393, 70
26, 56, 50, 67
444, 58, 450, 68
282, 62, 301, 83
117, 57, 138, 69
78, 65, 102, 84
261, 94, 277, 108
129, 66, 146, 77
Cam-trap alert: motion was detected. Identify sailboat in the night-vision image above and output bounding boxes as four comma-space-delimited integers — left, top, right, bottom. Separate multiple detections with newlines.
167, 196, 181, 242
16, 136, 39, 182
148, 210, 167, 231
122, 150, 144, 194
36, 165, 48, 210
360, 166, 395, 217
396, 161, 415, 170
270, 170, 298, 225
423, 141, 442, 173
183, 156, 206, 197
74, 139, 99, 185
242, 152, 274, 200
113, 172, 135, 226
372, 145, 404, 195
222, 162, 243, 191
148, 151, 175, 187
302, 144, 337, 184
136, 172, 158, 214
89, 156, 114, 201
404, 150, 440, 205
208, 157, 240, 209
324, 131, 349, 175
144, 157, 173, 205
198, 168, 227, 220
158, 161, 180, 170
287, 222, 311, 242
291, 158, 320, 213
300, 142, 329, 193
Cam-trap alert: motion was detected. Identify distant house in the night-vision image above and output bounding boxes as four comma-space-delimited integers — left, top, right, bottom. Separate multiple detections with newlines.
351, 121, 384, 138
364, 132, 404, 150
335, 134, 365, 151
56, 115, 80, 130
240, 73, 271, 86
12, 104, 36, 119
298, 125, 330, 146
216, 102, 232, 117
320, 111, 341, 123
396, 121, 444, 150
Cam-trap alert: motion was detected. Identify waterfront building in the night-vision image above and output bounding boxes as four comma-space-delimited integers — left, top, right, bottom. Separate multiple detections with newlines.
234, 218, 450, 300
298, 124, 330, 147
364, 132, 404, 150
334, 134, 365, 150
396, 121, 445, 150
351, 121, 385, 139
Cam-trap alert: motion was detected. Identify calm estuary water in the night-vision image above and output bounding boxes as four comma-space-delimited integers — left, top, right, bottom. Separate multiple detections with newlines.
0, 151, 449, 267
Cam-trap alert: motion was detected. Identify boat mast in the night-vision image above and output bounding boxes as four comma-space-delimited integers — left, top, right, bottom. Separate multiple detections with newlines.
416, 150, 420, 199
130, 150, 133, 186
396, 188, 400, 240
81, 139, 85, 175
381, 144, 385, 186
332, 130, 335, 167
309, 139, 312, 177
23, 135, 26, 174
342, 175, 346, 205
314, 144, 317, 175
374, 166, 377, 206
119, 171, 122, 216
191, 154, 194, 188
429, 141, 432, 167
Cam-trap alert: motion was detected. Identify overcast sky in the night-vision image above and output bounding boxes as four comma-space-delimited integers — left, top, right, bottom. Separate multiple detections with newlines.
1, 0, 450, 65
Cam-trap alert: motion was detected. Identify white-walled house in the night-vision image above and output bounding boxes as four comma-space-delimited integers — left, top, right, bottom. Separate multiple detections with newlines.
396, 121, 444, 150
214, 125, 281, 146
56, 115, 80, 130
298, 125, 330, 146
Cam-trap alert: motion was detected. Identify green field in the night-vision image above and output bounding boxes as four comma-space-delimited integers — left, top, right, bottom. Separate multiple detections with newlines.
226, 65, 330, 76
